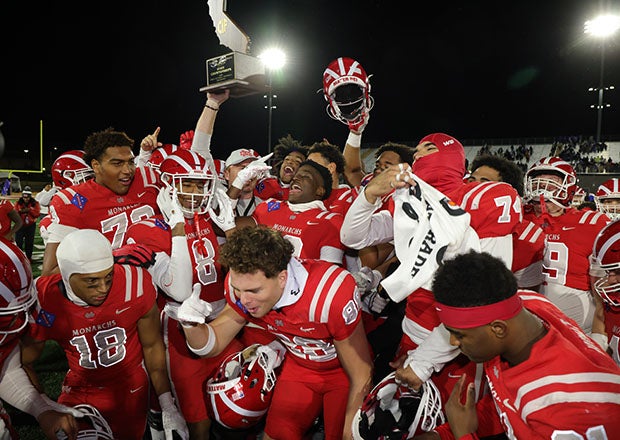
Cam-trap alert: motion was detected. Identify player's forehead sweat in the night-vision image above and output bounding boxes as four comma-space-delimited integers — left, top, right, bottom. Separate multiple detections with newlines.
57, 229, 114, 278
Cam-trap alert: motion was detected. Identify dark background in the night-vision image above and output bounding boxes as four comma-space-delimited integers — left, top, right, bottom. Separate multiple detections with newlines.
1, 0, 618, 164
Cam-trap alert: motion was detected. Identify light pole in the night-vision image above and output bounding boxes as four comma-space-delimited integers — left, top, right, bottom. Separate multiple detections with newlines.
259, 48, 286, 154
584, 14, 620, 142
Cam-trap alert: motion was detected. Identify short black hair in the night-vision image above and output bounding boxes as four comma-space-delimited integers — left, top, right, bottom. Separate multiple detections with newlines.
298, 160, 333, 200
308, 141, 345, 176
83, 127, 134, 165
376, 142, 415, 164
470, 154, 524, 196
432, 251, 517, 307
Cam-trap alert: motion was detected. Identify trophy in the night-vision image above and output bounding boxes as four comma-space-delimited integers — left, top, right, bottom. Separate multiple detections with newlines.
201, 0, 267, 98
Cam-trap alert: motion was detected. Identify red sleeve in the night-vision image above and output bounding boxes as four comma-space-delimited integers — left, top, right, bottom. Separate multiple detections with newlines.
456, 181, 521, 238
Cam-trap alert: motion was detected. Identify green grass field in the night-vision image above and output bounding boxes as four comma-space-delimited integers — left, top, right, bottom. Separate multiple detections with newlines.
7, 219, 68, 439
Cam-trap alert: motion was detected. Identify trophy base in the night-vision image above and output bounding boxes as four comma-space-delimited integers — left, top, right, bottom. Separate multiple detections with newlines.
199, 77, 268, 98
200, 52, 268, 98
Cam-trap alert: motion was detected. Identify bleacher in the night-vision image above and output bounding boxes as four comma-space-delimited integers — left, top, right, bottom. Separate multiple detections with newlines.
360, 141, 620, 177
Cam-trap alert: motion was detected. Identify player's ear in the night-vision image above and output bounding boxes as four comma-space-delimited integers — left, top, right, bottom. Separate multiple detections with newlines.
277, 269, 287, 289
489, 320, 508, 339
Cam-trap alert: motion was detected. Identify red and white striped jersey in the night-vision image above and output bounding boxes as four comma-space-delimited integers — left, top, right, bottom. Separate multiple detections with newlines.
48, 167, 161, 248
31, 264, 157, 383
226, 258, 361, 371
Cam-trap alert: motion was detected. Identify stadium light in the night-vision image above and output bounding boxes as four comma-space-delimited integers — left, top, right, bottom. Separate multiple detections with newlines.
584, 14, 619, 142
259, 48, 286, 154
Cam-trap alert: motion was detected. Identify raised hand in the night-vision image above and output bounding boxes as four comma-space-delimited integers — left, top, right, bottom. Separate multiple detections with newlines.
141, 126, 162, 152
231, 152, 274, 189
208, 185, 236, 232
157, 187, 185, 227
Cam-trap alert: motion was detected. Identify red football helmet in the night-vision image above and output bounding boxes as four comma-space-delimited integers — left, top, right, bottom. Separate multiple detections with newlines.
352, 372, 445, 440
571, 185, 587, 207
592, 219, 620, 307
595, 178, 620, 220
0, 237, 37, 345
206, 345, 278, 430
56, 404, 114, 440
524, 156, 577, 208
159, 149, 215, 215
51, 150, 94, 189
147, 144, 180, 171
321, 57, 374, 126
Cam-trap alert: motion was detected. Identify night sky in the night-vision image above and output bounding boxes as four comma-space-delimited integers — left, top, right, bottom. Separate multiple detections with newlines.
1, 0, 618, 163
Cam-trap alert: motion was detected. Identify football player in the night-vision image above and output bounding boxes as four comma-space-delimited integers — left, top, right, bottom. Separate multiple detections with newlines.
0, 237, 79, 439
234, 160, 346, 265
123, 149, 252, 439
22, 229, 188, 440
595, 177, 620, 220
174, 226, 373, 440
341, 132, 522, 404
39, 150, 94, 246
427, 251, 620, 439
43, 128, 162, 275
523, 157, 609, 333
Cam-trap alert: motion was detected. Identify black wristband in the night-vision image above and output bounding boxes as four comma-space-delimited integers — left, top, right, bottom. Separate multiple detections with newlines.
205, 104, 219, 111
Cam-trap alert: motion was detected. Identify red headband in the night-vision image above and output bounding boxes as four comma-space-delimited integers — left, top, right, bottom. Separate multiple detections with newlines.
435, 294, 523, 329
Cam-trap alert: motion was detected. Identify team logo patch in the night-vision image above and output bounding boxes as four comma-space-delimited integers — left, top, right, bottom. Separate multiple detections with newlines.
267, 201, 281, 212
35, 309, 56, 328
256, 181, 265, 193
275, 319, 284, 327
154, 218, 170, 231
70, 193, 88, 211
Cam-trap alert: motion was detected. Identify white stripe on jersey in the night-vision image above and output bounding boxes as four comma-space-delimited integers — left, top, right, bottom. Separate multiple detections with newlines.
578, 209, 606, 225
319, 270, 349, 323
460, 181, 504, 210
308, 265, 340, 322
518, 221, 543, 243
121, 265, 145, 302
56, 187, 77, 205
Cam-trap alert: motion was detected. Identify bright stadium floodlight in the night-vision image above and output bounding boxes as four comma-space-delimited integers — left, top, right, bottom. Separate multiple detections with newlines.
259, 48, 286, 153
584, 14, 619, 142
584, 14, 620, 38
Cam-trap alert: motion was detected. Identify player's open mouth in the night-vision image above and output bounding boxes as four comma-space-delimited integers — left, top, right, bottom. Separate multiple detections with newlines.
283, 166, 295, 175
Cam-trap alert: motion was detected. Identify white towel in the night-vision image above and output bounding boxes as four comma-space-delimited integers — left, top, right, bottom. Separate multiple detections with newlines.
381, 175, 480, 302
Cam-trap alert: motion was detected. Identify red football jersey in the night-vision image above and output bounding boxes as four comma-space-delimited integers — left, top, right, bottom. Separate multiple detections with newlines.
324, 186, 354, 216
449, 181, 522, 239
512, 219, 545, 287
226, 258, 361, 371
252, 199, 345, 264
126, 214, 225, 304
48, 167, 161, 248
0, 200, 15, 237
254, 176, 289, 201
603, 304, 620, 366
31, 265, 157, 382
482, 292, 620, 438
525, 208, 609, 291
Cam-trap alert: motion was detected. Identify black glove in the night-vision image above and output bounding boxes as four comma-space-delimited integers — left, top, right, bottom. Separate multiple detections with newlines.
113, 243, 156, 268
